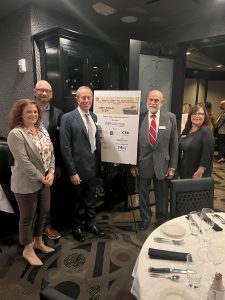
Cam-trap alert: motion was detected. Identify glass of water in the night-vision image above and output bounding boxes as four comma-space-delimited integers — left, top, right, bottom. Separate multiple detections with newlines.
186, 253, 203, 288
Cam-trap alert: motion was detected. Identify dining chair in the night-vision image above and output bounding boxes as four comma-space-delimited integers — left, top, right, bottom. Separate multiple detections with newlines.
170, 177, 214, 218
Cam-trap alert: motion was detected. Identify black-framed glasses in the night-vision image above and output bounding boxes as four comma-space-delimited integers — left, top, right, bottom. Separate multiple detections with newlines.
35, 88, 52, 93
192, 112, 205, 116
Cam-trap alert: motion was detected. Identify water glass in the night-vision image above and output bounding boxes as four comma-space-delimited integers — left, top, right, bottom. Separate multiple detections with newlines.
186, 253, 203, 288
189, 211, 201, 236
199, 208, 215, 247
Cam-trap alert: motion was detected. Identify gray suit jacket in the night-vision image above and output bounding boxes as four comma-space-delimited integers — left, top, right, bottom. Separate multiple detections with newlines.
60, 108, 101, 181
138, 110, 178, 180
7, 127, 55, 193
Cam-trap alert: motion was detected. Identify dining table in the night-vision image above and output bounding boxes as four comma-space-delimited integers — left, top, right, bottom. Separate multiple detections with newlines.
131, 213, 225, 300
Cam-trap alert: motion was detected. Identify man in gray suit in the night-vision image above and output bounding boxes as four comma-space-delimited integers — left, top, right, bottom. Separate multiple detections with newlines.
60, 86, 104, 242
131, 90, 178, 230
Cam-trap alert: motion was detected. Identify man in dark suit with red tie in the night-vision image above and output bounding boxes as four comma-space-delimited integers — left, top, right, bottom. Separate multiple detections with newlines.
131, 90, 178, 230
60, 86, 104, 242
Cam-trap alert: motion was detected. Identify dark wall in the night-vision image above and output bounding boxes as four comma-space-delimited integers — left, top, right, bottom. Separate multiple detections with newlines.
0, 5, 34, 138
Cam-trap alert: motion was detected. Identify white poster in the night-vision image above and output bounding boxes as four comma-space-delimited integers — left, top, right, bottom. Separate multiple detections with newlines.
93, 90, 141, 164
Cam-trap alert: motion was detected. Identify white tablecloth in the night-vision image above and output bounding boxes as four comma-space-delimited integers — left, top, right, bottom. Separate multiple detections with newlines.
131, 214, 225, 300
0, 184, 14, 213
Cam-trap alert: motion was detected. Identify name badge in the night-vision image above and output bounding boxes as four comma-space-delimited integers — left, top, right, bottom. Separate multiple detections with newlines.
159, 126, 166, 130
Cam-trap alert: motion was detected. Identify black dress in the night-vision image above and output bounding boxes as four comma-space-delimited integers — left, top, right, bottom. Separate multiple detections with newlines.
178, 127, 215, 179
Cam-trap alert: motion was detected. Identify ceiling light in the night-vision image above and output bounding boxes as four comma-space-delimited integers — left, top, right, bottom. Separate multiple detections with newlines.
186, 51, 191, 55
216, 64, 223, 68
92, 2, 117, 16
120, 16, 138, 23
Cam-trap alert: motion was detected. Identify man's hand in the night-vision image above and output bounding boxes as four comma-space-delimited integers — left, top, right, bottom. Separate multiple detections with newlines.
166, 168, 175, 179
70, 174, 82, 185
131, 166, 139, 177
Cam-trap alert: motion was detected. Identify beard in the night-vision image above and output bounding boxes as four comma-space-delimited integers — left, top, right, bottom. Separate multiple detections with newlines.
148, 106, 159, 114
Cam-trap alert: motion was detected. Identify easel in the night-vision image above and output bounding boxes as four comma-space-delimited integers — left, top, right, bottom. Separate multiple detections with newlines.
125, 166, 139, 233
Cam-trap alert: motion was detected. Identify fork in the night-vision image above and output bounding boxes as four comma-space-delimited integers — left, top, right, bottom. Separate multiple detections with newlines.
153, 237, 184, 245
214, 214, 225, 224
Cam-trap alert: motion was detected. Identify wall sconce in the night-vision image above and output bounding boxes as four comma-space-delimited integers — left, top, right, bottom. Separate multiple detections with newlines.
18, 59, 26, 73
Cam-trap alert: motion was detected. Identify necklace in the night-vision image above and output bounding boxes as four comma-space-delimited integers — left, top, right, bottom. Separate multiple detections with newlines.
27, 127, 38, 136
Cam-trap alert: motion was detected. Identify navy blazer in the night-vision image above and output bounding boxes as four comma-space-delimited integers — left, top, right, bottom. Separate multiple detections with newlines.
60, 108, 101, 180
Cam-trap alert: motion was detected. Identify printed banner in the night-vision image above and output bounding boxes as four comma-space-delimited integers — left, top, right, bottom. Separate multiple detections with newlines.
93, 90, 141, 164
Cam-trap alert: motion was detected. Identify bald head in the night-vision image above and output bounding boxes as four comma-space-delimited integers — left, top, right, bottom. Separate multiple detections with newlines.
34, 80, 53, 107
220, 100, 225, 111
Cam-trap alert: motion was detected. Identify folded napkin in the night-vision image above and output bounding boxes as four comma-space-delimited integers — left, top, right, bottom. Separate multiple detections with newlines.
148, 248, 191, 261
212, 223, 223, 232
187, 214, 223, 232
200, 213, 223, 232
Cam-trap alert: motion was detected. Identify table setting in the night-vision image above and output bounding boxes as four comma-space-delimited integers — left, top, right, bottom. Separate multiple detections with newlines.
131, 210, 225, 300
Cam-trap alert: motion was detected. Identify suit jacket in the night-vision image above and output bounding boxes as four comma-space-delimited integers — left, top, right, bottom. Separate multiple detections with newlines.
7, 105, 63, 168
138, 110, 178, 180
46, 105, 63, 167
60, 108, 101, 181
7, 127, 55, 194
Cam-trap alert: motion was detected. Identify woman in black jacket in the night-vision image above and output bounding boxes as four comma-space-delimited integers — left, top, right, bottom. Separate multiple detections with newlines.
178, 104, 215, 179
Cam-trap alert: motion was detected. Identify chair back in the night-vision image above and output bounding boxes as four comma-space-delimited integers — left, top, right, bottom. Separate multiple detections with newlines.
0, 141, 11, 184
170, 177, 214, 218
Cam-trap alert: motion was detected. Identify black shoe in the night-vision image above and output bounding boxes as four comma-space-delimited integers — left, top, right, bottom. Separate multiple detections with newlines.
72, 228, 85, 242
86, 224, 105, 237
139, 221, 150, 231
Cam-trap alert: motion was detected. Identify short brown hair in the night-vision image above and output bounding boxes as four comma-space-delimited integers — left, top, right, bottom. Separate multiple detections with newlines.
9, 99, 42, 129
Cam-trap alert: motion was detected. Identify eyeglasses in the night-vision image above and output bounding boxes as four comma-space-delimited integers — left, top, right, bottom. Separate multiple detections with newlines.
192, 112, 205, 116
35, 88, 52, 93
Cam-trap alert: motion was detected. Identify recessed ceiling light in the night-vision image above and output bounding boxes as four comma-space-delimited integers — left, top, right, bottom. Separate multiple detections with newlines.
92, 2, 117, 16
186, 51, 191, 55
120, 16, 138, 23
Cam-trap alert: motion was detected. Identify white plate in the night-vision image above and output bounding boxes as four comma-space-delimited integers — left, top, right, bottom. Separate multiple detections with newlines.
161, 223, 186, 238
159, 288, 192, 300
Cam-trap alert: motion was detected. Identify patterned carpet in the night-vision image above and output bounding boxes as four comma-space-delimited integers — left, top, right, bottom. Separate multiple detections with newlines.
0, 208, 150, 300
0, 162, 224, 300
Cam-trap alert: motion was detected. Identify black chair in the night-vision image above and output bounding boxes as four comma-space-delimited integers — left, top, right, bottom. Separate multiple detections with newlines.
170, 177, 214, 219
0, 141, 19, 237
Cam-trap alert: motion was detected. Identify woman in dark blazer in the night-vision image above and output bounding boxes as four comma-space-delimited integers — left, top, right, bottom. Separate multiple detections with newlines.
7, 99, 55, 266
178, 104, 215, 179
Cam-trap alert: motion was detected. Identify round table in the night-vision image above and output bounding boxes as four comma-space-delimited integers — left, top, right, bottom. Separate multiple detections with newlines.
131, 214, 225, 300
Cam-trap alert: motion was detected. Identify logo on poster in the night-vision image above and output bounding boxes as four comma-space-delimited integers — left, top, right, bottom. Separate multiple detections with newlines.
118, 145, 126, 151
122, 131, 129, 135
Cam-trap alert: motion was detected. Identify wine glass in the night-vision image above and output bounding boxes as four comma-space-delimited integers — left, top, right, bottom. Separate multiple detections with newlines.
199, 208, 215, 247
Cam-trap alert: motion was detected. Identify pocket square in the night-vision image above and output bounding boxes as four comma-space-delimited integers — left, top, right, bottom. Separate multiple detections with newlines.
148, 248, 191, 261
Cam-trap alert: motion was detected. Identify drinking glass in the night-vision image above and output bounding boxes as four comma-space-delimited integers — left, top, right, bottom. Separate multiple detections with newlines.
186, 253, 203, 288
199, 208, 215, 247
189, 211, 201, 236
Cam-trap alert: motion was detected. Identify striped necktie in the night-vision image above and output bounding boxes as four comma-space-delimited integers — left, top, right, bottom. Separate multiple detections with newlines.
149, 114, 156, 145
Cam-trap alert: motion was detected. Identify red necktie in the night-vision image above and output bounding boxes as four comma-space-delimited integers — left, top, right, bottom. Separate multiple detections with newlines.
149, 114, 156, 145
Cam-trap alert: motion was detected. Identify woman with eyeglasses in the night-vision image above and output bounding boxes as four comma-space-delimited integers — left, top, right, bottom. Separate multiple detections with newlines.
178, 104, 215, 179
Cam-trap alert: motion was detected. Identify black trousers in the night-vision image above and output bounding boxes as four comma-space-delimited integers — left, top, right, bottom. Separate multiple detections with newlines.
71, 174, 98, 228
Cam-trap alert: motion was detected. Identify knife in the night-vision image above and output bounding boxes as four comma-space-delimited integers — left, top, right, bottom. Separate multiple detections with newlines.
148, 267, 195, 274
